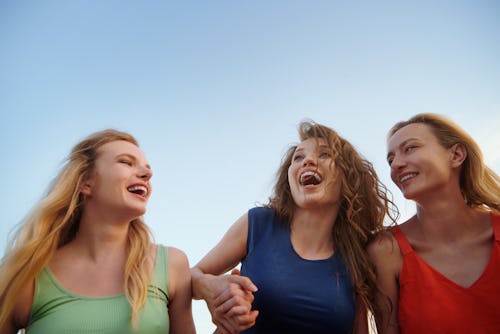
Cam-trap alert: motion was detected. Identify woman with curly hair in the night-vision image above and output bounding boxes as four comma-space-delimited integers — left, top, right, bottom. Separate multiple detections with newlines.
192, 120, 397, 333
369, 113, 500, 333
0, 129, 195, 333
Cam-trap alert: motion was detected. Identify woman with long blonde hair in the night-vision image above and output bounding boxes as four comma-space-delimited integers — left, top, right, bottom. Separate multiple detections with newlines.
192, 120, 397, 333
369, 113, 500, 333
0, 129, 195, 333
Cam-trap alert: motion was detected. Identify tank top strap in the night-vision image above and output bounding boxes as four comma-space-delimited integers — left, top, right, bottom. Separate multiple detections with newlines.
150, 244, 169, 303
391, 226, 414, 255
492, 213, 500, 242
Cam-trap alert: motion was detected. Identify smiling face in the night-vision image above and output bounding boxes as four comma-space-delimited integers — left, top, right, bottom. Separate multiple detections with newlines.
81, 140, 153, 219
287, 137, 342, 210
387, 123, 458, 201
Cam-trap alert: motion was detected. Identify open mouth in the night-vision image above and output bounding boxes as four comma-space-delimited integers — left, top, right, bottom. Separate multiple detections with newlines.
300, 171, 322, 186
127, 185, 148, 197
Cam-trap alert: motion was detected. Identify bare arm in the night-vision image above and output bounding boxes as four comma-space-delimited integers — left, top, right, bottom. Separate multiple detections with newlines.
191, 213, 258, 333
0, 278, 34, 334
167, 247, 196, 334
367, 233, 402, 334
352, 298, 368, 334
0, 313, 18, 334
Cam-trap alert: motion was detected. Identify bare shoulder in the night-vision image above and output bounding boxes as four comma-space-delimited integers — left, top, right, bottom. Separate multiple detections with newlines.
367, 230, 400, 259
367, 229, 403, 274
165, 246, 191, 298
166, 246, 190, 270
227, 211, 249, 237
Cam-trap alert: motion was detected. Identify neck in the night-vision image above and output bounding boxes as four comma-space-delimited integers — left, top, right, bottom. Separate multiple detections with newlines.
414, 193, 484, 241
290, 206, 337, 259
71, 207, 132, 262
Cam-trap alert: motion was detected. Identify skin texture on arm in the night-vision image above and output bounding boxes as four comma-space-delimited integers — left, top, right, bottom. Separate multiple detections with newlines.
352, 298, 369, 334
191, 213, 258, 333
167, 246, 196, 334
367, 232, 402, 334
0, 279, 34, 334
0, 317, 17, 334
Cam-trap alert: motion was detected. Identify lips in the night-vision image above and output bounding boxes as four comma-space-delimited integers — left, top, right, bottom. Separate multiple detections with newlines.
300, 171, 322, 186
399, 172, 418, 184
127, 184, 149, 197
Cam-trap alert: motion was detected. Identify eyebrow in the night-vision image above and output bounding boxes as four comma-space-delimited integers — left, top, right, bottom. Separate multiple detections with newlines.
295, 144, 331, 152
386, 138, 418, 160
293, 147, 304, 154
117, 153, 152, 170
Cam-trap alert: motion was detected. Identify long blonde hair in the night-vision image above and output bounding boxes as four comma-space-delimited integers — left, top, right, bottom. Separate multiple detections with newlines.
269, 121, 399, 314
0, 129, 153, 328
389, 113, 499, 212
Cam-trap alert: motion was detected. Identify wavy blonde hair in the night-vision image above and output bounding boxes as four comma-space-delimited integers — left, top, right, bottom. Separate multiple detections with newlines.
0, 129, 153, 329
389, 113, 499, 212
268, 120, 398, 315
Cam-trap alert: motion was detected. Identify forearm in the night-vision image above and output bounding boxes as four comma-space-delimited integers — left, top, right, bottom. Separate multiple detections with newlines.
191, 266, 218, 301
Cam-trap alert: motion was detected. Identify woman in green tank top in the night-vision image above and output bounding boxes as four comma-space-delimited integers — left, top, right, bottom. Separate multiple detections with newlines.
0, 129, 196, 333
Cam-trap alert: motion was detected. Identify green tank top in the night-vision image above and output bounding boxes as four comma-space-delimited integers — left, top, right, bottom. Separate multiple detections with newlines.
27, 245, 170, 333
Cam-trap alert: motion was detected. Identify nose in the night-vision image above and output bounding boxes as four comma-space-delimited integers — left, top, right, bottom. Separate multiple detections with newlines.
390, 154, 406, 172
302, 153, 317, 167
138, 165, 153, 181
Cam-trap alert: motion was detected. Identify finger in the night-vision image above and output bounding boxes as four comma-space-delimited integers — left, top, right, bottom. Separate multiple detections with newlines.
212, 318, 234, 334
215, 289, 254, 314
224, 304, 254, 317
214, 283, 253, 307
230, 268, 241, 276
235, 310, 259, 330
227, 275, 258, 292
213, 315, 240, 334
220, 310, 259, 331
215, 295, 251, 314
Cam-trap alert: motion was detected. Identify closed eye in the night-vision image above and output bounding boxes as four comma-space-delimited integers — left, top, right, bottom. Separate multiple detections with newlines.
293, 154, 304, 162
319, 151, 331, 158
404, 145, 417, 153
119, 159, 133, 166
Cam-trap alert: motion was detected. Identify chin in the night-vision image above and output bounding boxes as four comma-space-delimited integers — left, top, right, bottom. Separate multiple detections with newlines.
127, 207, 147, 219
401, 188, 423, 201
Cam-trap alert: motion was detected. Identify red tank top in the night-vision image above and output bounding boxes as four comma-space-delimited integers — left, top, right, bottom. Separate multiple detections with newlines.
392, 213, 500, 334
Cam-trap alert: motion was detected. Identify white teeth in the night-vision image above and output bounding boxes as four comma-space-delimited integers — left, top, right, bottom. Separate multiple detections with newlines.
400, 173, 417, 183
300, 171, 322, 185
128, 185, 148, 196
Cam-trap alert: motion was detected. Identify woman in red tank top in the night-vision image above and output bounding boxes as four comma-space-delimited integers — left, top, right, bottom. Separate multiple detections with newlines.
368, 113, 500, 334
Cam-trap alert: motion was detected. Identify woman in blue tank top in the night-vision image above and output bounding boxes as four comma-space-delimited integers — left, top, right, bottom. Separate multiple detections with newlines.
192, 121, 397, 333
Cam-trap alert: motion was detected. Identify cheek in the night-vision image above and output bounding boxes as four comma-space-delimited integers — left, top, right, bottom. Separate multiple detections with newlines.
390, 173, 400, 188
330, 176, 343, 197
287, 167, 299, 194
287, 166, 295, 185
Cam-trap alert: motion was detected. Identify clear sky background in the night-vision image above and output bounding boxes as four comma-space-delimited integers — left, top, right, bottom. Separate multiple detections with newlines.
1, 1, 499, 332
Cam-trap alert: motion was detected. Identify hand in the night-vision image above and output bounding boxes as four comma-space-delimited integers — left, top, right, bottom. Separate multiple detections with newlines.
209, 269, 259, 334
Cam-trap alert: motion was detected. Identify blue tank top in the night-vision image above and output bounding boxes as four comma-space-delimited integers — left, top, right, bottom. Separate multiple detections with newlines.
240, 207, 356, 334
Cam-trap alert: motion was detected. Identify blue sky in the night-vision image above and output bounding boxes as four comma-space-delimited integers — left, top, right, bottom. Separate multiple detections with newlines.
1, 1, 499, 332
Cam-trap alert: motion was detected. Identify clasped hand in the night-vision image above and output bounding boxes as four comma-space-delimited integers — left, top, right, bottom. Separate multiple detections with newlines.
210, 269, 259, 334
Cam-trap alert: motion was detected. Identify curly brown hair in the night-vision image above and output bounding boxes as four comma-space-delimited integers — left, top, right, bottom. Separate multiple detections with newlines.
268, 120, 398, 314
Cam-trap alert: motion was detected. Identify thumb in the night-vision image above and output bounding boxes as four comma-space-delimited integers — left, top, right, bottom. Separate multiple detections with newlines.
228, 274, 258, 292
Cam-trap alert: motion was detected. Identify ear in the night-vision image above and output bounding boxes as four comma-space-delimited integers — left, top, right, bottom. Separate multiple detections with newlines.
450, 143, 467, 168
80, 174, 94, 196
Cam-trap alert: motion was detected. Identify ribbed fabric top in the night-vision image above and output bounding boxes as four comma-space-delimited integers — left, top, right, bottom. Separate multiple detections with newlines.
392, 214, 500, 334
27, 245, 170, 334
241, 207, 356, 334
